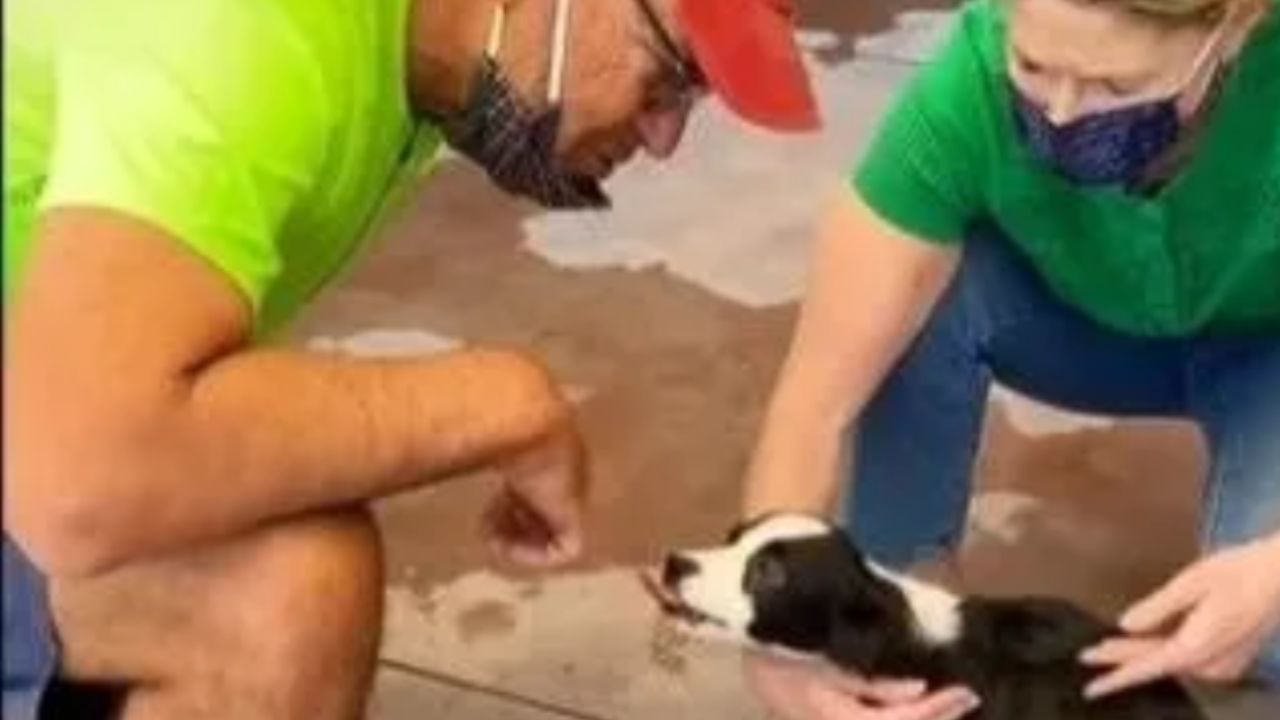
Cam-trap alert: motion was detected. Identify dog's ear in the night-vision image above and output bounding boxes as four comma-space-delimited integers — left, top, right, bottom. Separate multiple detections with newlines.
829, 591, 890, 671
824, 537, 914, 674
826, 590, 893, 673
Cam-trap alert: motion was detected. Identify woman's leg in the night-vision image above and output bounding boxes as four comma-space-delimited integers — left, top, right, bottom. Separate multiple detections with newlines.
845, 223, 1188, 568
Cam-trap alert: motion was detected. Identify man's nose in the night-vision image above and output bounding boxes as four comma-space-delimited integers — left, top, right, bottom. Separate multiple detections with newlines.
662, 552, 699, 588
636, 104, 691, 160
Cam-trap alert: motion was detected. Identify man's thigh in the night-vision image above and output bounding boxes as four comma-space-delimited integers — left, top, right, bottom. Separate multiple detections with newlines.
14, 509, 384, 718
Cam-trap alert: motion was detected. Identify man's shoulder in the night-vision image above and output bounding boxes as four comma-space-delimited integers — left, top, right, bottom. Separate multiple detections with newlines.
56, 0, 337, 159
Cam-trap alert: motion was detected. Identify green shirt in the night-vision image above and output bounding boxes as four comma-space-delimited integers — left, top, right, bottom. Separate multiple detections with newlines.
854, 0, 1280, 337
4, 0, 442, 334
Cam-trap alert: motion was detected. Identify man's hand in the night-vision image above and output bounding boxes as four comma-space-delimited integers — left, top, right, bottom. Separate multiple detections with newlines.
483, 416, 589, 569
745, 653, 979, 720
1082, 535, 1280, 698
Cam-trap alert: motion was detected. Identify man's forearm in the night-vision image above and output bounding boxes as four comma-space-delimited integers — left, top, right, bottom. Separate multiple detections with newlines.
19, 345, 565, 573
6, 208, 576, 576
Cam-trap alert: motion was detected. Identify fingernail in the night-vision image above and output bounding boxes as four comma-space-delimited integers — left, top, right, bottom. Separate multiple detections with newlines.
877, 679, 927, 700
560, 535, 583, 556
900, 679, 927, 695
946, 695, 981, 720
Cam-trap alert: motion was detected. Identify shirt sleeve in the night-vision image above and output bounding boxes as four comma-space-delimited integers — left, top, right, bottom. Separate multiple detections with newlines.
40, 0, 327, 313
851, 9, 991, 244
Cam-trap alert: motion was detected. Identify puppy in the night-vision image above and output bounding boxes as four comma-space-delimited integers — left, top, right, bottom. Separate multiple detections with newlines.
648, 514, 1205, 720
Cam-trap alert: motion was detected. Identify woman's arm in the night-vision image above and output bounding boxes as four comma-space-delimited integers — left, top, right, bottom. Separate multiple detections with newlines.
742, 189, 960, 520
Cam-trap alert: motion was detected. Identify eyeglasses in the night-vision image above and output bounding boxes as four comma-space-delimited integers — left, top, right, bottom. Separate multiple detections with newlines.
632, 0, 706, 113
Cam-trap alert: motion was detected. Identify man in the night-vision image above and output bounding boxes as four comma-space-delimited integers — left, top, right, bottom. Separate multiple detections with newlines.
2, 0, 818, 717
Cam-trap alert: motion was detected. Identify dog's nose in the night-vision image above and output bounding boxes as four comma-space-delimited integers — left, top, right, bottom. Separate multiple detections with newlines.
662, 553, 699, 588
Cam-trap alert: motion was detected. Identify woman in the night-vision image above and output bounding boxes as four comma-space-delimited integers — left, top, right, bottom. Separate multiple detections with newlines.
742, 0, 1280, 716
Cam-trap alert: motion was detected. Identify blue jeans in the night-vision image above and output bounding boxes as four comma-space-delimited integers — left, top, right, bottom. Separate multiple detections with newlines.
843, 223, 1280, 684
3, 537, 58, 720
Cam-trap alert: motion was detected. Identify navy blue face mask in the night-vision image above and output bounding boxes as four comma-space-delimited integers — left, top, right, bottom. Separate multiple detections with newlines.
1012, 89, 1180, 185
1011, 28, 1224, 186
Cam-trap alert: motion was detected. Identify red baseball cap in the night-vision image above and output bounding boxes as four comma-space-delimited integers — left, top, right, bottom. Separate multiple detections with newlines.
677, 0, 820, 132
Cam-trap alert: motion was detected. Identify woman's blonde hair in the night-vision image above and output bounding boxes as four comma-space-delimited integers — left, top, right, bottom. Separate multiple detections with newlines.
1082, 0, 1271, 26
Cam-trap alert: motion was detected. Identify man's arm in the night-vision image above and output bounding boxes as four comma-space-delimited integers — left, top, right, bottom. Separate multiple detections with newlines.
5, 208, 571, 577
742, 190, 959, 520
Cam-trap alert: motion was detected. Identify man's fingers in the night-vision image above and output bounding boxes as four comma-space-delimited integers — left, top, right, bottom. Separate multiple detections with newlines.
510, 469, 587, 558
482, 490, 581, 568
1080, 636, 1166, 666
1120, 570, 1206, 634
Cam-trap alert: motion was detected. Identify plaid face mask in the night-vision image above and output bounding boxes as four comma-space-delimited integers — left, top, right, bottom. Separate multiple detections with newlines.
439, 0, 609, 210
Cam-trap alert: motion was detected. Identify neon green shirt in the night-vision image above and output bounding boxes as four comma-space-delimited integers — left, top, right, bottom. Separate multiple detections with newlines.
4, 0, 442, 333
854, 0, 1280, 336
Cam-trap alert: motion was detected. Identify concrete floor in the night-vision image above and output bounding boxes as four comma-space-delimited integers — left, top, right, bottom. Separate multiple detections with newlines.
289, 3, 1280, 718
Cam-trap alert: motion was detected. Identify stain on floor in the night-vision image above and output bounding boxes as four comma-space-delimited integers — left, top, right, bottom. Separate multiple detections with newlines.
457, 600, 519, 645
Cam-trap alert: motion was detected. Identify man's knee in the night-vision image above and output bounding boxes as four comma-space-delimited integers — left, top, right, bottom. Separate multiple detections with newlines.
48, 509, 385, 719
240, 509, 385, 668
215, 509, 385, 718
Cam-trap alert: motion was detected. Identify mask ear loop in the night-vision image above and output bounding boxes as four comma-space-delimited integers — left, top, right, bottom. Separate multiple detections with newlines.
1173, 18, 1230, 96
547, 0, 572, 104
485, 2, 507, 59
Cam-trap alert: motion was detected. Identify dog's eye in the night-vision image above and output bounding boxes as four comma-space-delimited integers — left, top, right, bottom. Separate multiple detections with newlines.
745, 552, 787, 594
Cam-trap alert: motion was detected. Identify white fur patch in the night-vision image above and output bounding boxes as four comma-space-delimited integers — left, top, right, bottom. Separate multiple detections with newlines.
673, 515, 829, 635
868, 564, 962, 646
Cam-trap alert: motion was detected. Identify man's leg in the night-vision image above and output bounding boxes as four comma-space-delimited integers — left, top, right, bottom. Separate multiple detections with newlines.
1189, 339, 1280, 685
845, 223, 1188, 568
42, 509, 383, 720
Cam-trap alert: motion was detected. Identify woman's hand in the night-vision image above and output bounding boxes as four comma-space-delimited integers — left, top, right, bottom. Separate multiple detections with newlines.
745, 652, 980, 720
1082, 535, 1280, 697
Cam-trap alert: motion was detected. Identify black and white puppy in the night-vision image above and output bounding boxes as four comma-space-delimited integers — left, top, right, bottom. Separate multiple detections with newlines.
653, 514, 1204, 720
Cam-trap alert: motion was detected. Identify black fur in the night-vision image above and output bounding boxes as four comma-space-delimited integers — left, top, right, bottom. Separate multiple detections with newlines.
743, 531, 1205, 720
